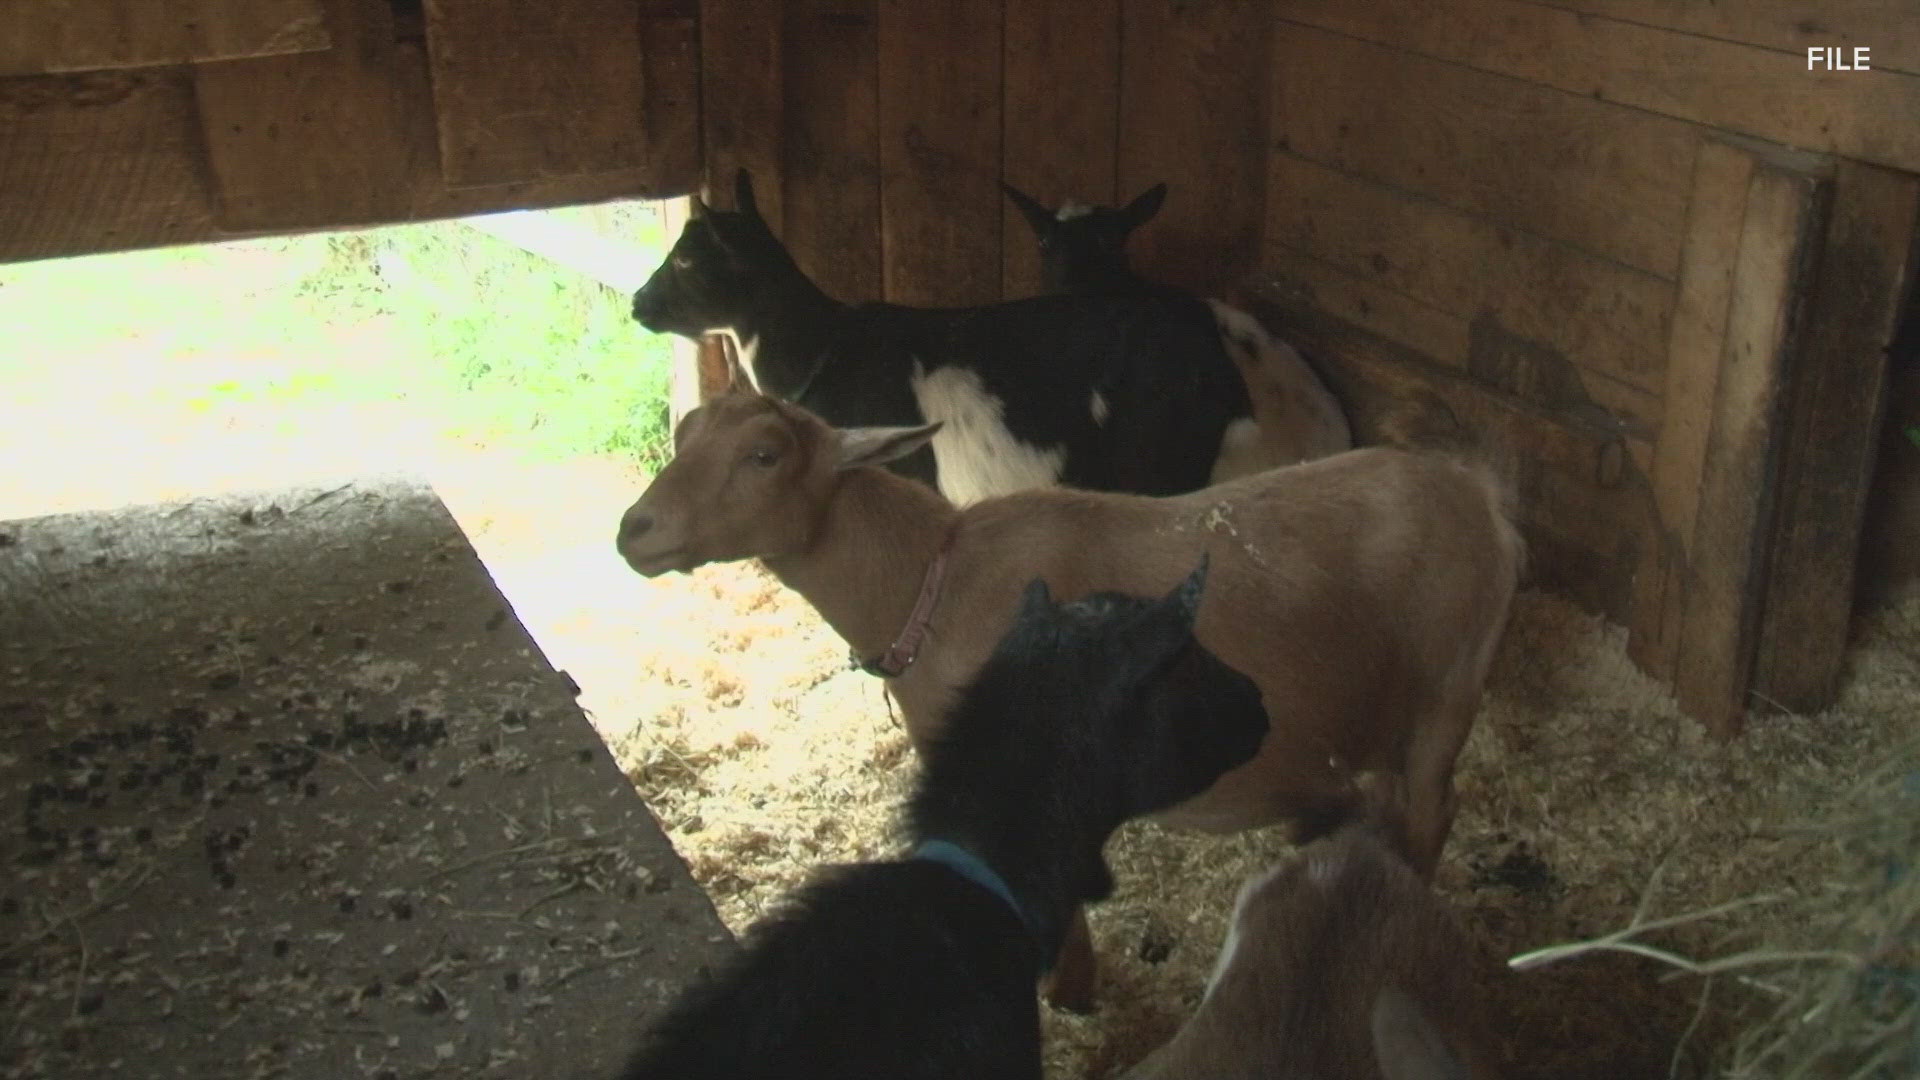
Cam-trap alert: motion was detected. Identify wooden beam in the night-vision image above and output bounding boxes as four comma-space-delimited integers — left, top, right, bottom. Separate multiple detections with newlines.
701, 0, 785, 226
1533, 0, 1920, 77
1750, 160, 1920, 712
0, 0, 329, 76
877, 0, 1003, 306
779, 0, 882, 301
1001, 0, 1121, 298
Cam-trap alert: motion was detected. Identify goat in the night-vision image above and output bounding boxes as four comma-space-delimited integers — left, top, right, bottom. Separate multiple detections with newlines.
616, 393, 1525, 1003
617, 562, 1270, 1080
630, 169, 1251, 505
1123, 774, 1504, 1080
1003, 180, 1353, 479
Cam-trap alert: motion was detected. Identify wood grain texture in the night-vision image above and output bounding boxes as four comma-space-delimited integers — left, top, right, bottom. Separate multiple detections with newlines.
1672, 153, 1827, 735
779, 0, 883, 302
0, 0, 329, 76
638, 15, 701, 192
1751, 160, 1920, 713
1265, 152, 1672, 427
877, 0, 1003, 306
1269, 21, 1696, 279
0, 71, 216, 262
423, 0, 647, 187
1532, 0, 1920, 76
194, 0, 411, 232
1119, 0, 1270, 294
1001, 0, 1121, 298
702, 0, 785, 227
1272, 0, 1920, 174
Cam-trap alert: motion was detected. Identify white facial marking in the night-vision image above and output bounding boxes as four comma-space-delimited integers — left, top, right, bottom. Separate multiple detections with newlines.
909, 363, 1066, 506
1090, 390, 1110, 426
1055, 201, 1094, 221
716, 327, 762, 391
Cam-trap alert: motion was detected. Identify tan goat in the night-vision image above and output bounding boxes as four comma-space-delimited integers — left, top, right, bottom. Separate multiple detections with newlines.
1205, 299, 1353, 484
1123, 774, 1506, 1080
617, 392, 1522, 1003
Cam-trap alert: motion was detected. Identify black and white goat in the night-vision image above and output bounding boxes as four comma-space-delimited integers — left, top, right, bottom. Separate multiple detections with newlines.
1003, 180, 1354, 477
630, 170, 1251, 504
617, 561, 1268, 1080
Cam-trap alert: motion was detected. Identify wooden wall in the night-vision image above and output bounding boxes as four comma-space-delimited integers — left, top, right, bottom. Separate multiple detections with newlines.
0, 0, 699, 261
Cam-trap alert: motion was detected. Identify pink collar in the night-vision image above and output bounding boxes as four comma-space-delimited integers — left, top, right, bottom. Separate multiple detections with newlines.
854, 536, 953, 679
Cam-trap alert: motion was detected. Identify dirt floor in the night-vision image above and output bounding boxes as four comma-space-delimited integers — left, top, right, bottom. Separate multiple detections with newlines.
8, 423, 1912, 1078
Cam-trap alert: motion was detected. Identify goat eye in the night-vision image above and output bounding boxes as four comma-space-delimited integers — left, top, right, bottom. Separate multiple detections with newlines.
671, 254, 693, 270
747, 449, 778, 467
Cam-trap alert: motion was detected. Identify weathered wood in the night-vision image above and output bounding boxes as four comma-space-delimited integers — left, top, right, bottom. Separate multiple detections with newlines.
1270, 21, 1696, 279
1119, 0, 1270, 294
877, 0, 1003, 306
0, 71, 217, 262
1272, 0, 1920, 175
423, 0, 647, 188
639, 16, 701, 191
1534, 0, 1920, 77
701, 0, 784, 227
1265, 151, 1672, 429
1001, 0, 1121, 298
1751, 160, 1920, 713
194, 0, 410, 232
1672, 152, 1828, 735
0, 0, 329, 76
1857, 341, 1920, 609
1628, 140, 1755, 686
779, 0, 883, 301
1239, 286, 1653, 619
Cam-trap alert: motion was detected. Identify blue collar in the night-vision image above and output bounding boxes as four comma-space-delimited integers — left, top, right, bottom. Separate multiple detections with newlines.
912, 839, 1044, 958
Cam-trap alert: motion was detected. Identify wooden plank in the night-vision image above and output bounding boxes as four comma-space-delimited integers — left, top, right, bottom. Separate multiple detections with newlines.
1672, 154, 1828, 735
423, 0, 647, 187
1269, 21, 1695, 279
1119, 0, 1270, 294
1255, 244, 1663, 435
1272, 0, 1920, 175
1533, 0, 1920, 77
1751, 160, 1920, 713
194, 0, 411, 232
0, 71, 217, 263
1239, 286, 1653, 619
1266, 151, 1672, 427
0, 0, 329, 76
1628, 140, 1755, 686
1001, 0, 1121, 298
779, 0, 883, 301
701, 0, 785, 227
877, 0, 1003, 306
639, 16, 701, 193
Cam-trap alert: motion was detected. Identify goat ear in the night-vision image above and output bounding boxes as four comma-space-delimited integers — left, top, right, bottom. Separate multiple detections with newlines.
1015, 576, 1055, 621
1371, 987, 1471, 1080
833, 422, 941, 472
1159, 555, 1210, 627
1002, 182, 1054, 236
734, 168, 760, 219
1119, 183, 1168, 232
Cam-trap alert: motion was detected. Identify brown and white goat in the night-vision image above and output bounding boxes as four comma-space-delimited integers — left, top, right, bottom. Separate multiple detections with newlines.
617, 392, 1523, 1002
1123, 775, 1505, 1080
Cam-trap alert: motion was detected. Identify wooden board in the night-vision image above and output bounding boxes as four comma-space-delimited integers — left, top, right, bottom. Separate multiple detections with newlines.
877, 0, 1003, 306
1534, 0, 1920, 77
1000, 0, 1121, 298
1626, 141, 1830, 735
779, 0, 883, 302
194, 0, 411, 232
1272, 0, 1920, 175
1118, 0, 1270, 294
1269, 21, 1696, 279
1239, 286, 1653, 619
1750, 161, 1920, 713
701, 0, 785, 227
423, 0, 647, 188
1265, 152, 1672, 430
0, 0, 329, 76
0, 71, 217, 262
639, 16, 701, 192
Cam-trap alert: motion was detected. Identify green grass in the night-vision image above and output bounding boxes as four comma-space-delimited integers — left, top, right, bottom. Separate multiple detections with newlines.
0, 201, 679, 469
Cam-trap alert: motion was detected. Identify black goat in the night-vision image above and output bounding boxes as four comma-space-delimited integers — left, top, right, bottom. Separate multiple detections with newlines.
1004, 180, 1354, 474
617, 560, 1268, 1080
631, 170, 1251, 504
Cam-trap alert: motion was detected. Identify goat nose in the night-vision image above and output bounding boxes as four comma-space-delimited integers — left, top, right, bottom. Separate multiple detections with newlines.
619, 508, 654, 544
